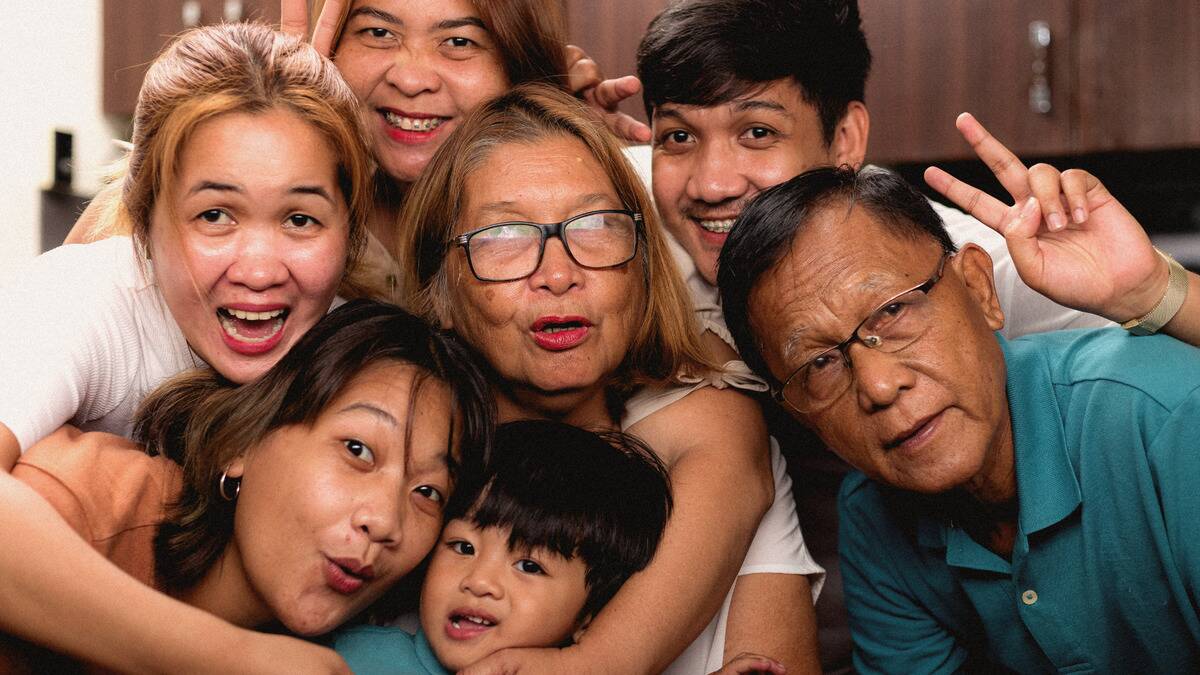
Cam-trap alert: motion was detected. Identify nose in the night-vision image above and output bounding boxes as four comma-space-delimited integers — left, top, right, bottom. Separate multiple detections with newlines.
351, 487, 403, 548
383, 45, 442, 98
685, 139, 751, 206
225, 228, 289, 291
460, 557, 504, 600
528, 238, 583, 295
850, 344, 916, 411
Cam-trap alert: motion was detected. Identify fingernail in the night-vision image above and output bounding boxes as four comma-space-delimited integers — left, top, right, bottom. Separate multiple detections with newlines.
1048, 211, 1067, 231
1073, 207, 1087, 224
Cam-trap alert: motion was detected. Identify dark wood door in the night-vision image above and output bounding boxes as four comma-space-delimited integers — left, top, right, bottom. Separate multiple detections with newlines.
861, 0, 1074, 163
1075, 0, 1200, 152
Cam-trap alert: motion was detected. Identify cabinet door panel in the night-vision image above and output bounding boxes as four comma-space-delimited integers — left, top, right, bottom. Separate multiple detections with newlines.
861, 0, 1073, 163
1076, 0, 1200, 152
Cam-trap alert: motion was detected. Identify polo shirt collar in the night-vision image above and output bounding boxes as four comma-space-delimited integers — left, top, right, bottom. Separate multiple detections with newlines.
1000, 334, 1082, 536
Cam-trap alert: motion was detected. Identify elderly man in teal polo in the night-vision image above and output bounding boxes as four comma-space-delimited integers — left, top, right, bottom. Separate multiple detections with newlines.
717, 151, 1200, 672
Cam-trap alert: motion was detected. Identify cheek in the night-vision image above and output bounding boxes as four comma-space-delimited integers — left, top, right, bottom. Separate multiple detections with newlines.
445, 62, 509, 114
332, 48, 381, 101
291, 237, 349, 296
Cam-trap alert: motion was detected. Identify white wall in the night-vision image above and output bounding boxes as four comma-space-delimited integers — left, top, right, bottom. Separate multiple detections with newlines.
0, 0, 121, 277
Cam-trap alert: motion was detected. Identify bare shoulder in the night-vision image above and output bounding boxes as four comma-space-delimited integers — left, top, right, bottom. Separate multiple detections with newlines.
627, 384, 768, 468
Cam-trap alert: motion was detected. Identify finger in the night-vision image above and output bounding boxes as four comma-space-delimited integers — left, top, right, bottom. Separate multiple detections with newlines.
1028, 163, 1069, 232
923, 166, 1008, 228
1060, 168, 1092, 223
955, 112, 1032, 203
608, 111, 653, 143
310, 0, 345, 57
592, 75, 643, 111
564, 44, 586, 67
567, 56, 604, 95
279, 0, 309, 37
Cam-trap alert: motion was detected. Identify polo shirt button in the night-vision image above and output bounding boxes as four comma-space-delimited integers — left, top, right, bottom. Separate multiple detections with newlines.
1021, 589, 1038, 605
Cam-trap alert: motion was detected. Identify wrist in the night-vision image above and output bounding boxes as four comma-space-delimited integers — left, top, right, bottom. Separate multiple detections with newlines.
1121, 248, 1189, 335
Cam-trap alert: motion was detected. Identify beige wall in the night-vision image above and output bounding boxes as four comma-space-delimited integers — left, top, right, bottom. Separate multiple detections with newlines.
0, 0, 122, 279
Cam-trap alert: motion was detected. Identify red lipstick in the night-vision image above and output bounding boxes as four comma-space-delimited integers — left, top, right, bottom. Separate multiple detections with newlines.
530, 315, 592, 351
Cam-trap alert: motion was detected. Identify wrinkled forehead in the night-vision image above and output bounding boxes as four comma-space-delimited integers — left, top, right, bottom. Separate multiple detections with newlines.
749, 205, 943, 359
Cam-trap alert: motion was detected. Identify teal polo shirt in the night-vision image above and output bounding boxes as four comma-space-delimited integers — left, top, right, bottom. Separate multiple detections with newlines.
332, 626, 449, 675
839, 329, 1200, 674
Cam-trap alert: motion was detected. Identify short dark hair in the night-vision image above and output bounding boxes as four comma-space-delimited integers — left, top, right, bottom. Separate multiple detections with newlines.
445, 420, 673, 622
718, 166, 957, 385
136, 299, 496, 595
637, 0, 872, 143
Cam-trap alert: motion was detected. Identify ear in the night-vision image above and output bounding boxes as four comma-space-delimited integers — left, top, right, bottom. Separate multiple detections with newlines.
224, 456, 246, 480
953, 244, 1006, 331
831, 101, 870, 169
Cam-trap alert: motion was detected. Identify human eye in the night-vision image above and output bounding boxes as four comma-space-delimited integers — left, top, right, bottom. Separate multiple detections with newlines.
739, 125, 778, 147
448, 540, 475, 556
353, 23, 397, 47
514, 558, 545, 575
656, 128, 694, 151
342, 438, 375, 464
284, 213, 322, 230
808, 349, 843, 373
196, 209, 234, 225
442, 35, 478, 49
413, 484, 444, 504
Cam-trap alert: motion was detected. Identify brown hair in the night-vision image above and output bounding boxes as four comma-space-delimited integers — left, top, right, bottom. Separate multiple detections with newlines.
320, 0, 569, 89
136, 300, 495, 598
92, 22, 373, 280
397, 83, 713, 401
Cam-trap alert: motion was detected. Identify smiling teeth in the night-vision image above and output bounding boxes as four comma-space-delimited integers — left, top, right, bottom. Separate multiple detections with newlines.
226, 308, 285, 321
453, 615, 495, 628
698, 218, 735, 233
383, 112, 445, 131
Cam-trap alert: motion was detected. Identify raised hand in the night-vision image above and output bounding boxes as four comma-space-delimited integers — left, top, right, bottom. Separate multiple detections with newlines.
924, 113, 1167, 323
566, 45, 653, 144
280, 0, 344, 57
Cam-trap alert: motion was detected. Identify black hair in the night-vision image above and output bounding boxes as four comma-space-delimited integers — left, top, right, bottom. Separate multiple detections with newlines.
445, 420, 673, 623
717, 166, 956, 386
137, 299, 495, 597
637, 0, 872, 144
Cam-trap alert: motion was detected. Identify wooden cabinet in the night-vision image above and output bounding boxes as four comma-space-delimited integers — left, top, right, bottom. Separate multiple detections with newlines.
862, 0, 1200, 163
103, 0, 282, 116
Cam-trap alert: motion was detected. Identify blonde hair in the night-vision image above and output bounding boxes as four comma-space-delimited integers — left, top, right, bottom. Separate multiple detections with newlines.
92, 22, 373, 279
319, 0, 569, 89
398, 83, 713, 398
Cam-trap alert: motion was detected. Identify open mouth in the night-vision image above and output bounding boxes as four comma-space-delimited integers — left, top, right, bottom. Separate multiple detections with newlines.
530, 316, 593, 351
696, 217, 736, 234
450, 612, 496, 630
381, 110, 448, 133
217, 307, 287, 344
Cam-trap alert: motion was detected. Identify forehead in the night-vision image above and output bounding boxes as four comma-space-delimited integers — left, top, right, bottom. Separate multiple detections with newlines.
653, 78, 814, 127
748, 205, 942, 357
172, 110, 336, 189
460, 135, 621, 224
327, 362, 452, 453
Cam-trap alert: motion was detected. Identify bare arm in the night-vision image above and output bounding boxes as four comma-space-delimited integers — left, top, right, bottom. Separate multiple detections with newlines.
461, 385, 774, 674
0, 424, 347, 673
725, 573, 820, 674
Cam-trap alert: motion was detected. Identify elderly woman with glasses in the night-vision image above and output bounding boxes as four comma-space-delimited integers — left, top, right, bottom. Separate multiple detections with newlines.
398, 83, 823, 675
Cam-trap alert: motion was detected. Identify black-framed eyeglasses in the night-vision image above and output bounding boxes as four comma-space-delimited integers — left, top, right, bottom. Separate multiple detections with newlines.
773, 251, 952, 414
448, 209, 642, 282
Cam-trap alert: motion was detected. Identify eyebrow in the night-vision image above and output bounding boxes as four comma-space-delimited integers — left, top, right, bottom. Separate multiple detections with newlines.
731, 98, 792, 117
346, 6, 402, 25
187, 181, 335, 204
435, 17, 487, 31
338, 402, 400, 428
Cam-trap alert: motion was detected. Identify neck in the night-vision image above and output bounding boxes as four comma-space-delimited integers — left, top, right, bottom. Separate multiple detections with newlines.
367, 173, 410, 255
494, 382, 619, 430
964, 408, 1017, 506
179, 544, 272, 630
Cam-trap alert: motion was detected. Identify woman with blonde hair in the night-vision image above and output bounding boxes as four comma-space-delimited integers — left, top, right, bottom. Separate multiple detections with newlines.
0, 21, 379, 672
400, 83, 822, 674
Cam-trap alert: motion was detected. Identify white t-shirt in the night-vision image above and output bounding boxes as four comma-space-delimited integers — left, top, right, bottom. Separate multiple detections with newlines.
0, 238, 198, 451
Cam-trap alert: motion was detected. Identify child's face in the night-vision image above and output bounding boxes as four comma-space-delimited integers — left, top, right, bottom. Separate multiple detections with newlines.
419, 519, 590, 671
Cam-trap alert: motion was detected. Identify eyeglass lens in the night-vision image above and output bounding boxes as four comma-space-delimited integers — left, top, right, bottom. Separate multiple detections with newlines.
784, 287, 935, 410
467, 211, 637, 281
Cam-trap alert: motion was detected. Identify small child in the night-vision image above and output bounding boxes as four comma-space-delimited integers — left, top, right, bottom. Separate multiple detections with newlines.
333, 419, 673, 674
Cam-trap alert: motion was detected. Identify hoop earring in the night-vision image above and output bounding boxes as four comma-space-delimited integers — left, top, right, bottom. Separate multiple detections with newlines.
218, 470, 241, 501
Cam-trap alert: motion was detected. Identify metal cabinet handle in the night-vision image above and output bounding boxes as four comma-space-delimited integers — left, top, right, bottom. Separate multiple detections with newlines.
181, 0, 202, 27
1029, 20, 1052, 115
